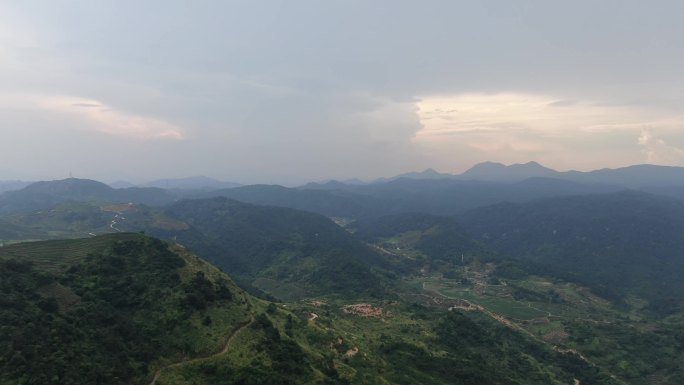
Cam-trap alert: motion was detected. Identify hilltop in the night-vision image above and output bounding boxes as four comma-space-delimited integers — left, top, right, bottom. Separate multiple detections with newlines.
156, 197, 392, 300
459, 191, 684, 307
0, 233, 622, 385
0, 234, 254, 385
0, 178, 174, 214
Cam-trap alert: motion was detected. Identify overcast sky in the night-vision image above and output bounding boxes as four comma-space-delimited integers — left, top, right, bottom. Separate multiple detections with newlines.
2, 1, 684, 184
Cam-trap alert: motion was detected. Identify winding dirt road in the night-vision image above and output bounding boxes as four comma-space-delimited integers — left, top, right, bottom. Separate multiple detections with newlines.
421, 280, 628, 385
149, 317, 254, 385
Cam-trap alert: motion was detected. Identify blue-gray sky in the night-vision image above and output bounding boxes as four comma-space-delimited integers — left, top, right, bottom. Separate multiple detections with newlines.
2, 0, 684, 184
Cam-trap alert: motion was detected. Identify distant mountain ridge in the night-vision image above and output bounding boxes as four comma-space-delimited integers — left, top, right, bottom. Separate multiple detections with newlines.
150, 197, 392, 300
459, 190, 684, 304
3, 161, 683, 220
374, 168, 456, 183
458, 161, 559, 181
139, 175, 242, 190
380, 161, 684, 189
0, 178, 175, 214
563, 164, 684, 188
0, 180, 32, 194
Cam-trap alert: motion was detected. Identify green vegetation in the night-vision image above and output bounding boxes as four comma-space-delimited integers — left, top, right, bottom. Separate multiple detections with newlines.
0, 234, 252, 385
460, 191, 684, 307
0, 202, 188, 244
351, 212, 491, 267
0, 178, 174, 215
410, 263, 684, 384
153, 297, 619, 385
203, 177, 624, 218
0, 232, 634, 385
158, 197, 393, 300
2, 185, 684, 384
349, 206, 684, 384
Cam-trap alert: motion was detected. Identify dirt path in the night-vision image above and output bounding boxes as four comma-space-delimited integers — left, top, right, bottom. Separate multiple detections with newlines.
526, 301, 553, 317
109, 213, 122, 232
149, 317, 254, 385
420, 281, 628, 385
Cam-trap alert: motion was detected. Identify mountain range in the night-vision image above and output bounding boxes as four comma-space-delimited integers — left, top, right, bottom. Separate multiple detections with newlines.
2, 161, 684, 384
384, 161, 684, 188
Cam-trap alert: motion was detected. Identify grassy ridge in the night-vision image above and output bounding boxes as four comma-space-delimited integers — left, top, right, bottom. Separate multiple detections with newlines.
0, 234, 252, 385
158, 197, 393, 300
158, 298, 620, 385
0, 233, 143, 272
460, 191, 684, 305
1, 233, 627, 385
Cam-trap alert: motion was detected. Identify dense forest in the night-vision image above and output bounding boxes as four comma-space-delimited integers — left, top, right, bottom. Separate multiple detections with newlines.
1, 173, 684, 384
459, 191, 684, 307
0, 235, 249, 385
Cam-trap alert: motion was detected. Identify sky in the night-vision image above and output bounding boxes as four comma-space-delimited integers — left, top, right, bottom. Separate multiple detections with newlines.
1, 0, 684, 185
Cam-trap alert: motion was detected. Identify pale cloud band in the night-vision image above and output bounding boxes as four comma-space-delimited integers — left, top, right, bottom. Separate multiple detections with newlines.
2, 1, 684, 182
5, 94, 184, 141
414, 93, 684, 170
638, 128, 684, 166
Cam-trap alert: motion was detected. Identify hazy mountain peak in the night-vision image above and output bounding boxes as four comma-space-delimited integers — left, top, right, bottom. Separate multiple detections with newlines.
385, 168, 455, 181
517, 160, 545, 168
463, 161, 507, 172
140, 176, 241, 190
21, 178, 113, 194
460, 161, 558, 181
0, 180, 33, 194
108, 180, 136, 189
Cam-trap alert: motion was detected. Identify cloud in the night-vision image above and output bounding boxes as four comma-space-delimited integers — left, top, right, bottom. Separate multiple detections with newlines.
2, 1, 684, 182
0, 92, 184, 141
548, 100, 577, 107
638, 128, 684, 165
413, 93, 684, 171
37, 95, 184, 140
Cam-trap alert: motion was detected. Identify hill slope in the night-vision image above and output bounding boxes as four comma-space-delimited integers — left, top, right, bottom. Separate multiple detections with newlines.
157, 198, 391, 300
0, 234, 625, 385
199, 178, 623, 219
351, 212, 492, 269
0, 178, 174, 214
196, 184, 387, 218
459, 191, 684, 306
459, 161, 559, 181
0, 234, 253, 385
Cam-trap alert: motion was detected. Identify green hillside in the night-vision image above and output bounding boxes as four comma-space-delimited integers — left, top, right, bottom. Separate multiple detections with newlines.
196, 184, 387, 219
0, 234, 256, 385
0, 178, 174, 214
459, 191, 684, 308
159, 198, 392, 300
0, 197, 393, 300
0, 234, 624, 385
0, 202, 189, 244
2, 193, 683, 384
156, 300, 619, 385
351, 212, 492, 267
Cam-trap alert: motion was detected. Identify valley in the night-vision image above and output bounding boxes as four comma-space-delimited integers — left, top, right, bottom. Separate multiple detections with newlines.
1, 169, 684, 384
4, 2, 684, 383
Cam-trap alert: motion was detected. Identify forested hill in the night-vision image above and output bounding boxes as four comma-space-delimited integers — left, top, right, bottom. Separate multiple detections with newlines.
158, 197, 392, 300
193, 184, 387, 218
0, 234, 622, 385
0, 178, 174, 214
351, 212, 492, 264
200, 178, 623, 219
0, 233, 252, 385
459, 191, 684, 307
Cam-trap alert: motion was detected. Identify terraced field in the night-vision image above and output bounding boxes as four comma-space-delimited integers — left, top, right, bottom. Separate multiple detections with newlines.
0, 232, 144, 272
